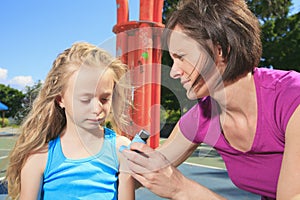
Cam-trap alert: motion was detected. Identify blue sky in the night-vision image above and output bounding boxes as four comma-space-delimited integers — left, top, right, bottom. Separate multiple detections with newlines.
0, 0, 299, 91
0, 0, 140, 91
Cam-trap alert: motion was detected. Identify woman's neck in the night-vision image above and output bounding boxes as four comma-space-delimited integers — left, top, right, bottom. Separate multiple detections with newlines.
213, 72, 257, 118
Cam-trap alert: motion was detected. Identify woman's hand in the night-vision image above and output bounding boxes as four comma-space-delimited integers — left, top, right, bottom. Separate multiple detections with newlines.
121, 142, 186, 199
121, 142, 227, 200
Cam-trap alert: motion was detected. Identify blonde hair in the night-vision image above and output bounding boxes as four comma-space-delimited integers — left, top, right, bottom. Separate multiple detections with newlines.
5, 42, 131, 199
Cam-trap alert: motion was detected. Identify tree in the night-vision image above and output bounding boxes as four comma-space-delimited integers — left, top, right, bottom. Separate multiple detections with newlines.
13, 81, 42, 124
247, 0, 300, 71
0, 81, 42, 125
162, 0, 179, 23
0, 84, 24, 120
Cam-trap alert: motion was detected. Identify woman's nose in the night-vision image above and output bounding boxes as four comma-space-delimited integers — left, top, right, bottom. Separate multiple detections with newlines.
170, 63, 183, 79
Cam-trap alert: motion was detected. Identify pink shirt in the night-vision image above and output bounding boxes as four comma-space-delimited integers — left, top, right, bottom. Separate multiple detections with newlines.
179, 68, 300, 199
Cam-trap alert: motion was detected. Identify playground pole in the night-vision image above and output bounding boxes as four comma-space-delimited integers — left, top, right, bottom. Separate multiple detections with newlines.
113, 0, 164, 148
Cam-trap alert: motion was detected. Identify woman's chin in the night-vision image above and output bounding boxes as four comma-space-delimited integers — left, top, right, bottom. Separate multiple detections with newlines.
186, 91, 198, 100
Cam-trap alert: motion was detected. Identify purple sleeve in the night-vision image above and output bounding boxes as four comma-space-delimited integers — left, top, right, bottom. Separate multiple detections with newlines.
178, 97, 214, 143
179, 103, 202, 143
275, 71, 300, 133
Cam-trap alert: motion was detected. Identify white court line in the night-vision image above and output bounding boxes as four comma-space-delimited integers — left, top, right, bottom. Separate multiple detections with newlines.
183, 161, 226, 171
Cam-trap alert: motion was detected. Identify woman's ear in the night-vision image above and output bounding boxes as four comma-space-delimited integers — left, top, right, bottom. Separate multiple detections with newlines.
215, 44, 227, 66
55, 95, 64, 109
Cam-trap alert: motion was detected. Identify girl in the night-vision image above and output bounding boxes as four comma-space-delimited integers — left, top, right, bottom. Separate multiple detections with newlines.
6, 42, 135, 199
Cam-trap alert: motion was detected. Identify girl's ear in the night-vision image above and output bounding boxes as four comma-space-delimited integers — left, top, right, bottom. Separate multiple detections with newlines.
55, 95, 65, 109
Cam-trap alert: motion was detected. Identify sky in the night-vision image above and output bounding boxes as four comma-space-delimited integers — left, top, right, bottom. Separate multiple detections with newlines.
0, 0, 299, 91
0, 0, 140, 91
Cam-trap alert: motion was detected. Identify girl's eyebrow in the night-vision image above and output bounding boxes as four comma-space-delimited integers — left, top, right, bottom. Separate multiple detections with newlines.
78, 91, 112, 96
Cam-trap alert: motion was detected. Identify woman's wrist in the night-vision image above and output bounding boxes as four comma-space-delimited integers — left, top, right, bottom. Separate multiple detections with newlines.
171, 168, 191, 200
171, 172, 227, 200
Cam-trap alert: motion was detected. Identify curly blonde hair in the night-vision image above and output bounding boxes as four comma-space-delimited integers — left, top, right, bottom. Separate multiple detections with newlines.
5, 42, 131, 199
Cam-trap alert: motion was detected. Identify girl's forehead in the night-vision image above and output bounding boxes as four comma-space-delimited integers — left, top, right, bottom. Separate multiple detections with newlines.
69, 67, 114, 92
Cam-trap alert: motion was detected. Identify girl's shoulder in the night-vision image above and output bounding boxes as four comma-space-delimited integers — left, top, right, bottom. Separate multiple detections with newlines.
24, 144, 48, 174
115, 135, 131, 172
104, 127, 131, 147
116, 135, 131, 149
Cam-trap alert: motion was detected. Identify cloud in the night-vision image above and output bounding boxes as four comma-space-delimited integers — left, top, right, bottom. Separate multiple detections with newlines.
9, 76, 34, 90
0, 68, 8, 80
0, 68, 35, 91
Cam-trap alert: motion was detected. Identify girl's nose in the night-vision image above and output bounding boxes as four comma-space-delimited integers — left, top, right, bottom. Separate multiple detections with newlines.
170, 63, 184, 79
93, 99, 103, 114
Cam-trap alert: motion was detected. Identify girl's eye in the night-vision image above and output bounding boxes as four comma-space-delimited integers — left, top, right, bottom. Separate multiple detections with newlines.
80, 99, 91, 103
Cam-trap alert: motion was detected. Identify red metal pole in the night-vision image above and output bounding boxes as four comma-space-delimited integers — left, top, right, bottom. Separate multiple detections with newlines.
139, 0, 154, 146
115, 0, 129, 64
150, 0, 164, 148
114, 0, 164, 148
153, 0, 164, 23
150, 30, 162, 148
140, 0, 154, 21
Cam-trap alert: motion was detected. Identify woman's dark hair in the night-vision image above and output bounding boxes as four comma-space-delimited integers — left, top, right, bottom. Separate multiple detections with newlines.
165, 0, 262, 81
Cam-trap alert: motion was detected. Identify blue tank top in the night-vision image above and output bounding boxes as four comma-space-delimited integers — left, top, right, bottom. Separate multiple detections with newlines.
42, 127, 119, 200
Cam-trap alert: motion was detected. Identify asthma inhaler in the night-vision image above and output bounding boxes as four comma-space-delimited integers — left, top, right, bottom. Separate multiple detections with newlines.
119, 129, 150, 153
131, 129, 150, 144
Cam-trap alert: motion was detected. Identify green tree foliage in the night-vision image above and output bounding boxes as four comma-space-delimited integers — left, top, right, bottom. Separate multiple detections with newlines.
247, 0, 300, 71
13, 81, 42, 124
162, 0, 179, 23
0, 84, 24, 120
0, 81, 42, 125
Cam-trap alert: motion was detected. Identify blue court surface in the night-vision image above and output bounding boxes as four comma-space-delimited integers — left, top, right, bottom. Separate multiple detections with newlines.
136, 163, 260, 200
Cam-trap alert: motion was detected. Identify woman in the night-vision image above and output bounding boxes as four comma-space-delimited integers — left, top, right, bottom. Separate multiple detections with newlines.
121, 0, 300, 199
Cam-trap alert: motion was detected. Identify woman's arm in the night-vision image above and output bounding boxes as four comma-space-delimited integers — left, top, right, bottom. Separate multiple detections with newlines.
20, 150, 47, 200
277, 105, 300, 199
157, 122, 199, 167
121, 123, 227, 200
116, 136, 135, 200
122, 142, 226, 200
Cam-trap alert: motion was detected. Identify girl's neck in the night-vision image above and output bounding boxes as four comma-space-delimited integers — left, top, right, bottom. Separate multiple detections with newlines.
60, 125, 105, 159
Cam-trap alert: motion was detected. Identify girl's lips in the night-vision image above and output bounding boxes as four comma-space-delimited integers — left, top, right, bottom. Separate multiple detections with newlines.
88, 119, 100, 123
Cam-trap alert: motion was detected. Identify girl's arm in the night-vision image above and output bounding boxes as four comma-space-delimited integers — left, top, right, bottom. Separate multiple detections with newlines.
277, 105, 300, 199
20, 149, 47, 200
116, 136, 135, 200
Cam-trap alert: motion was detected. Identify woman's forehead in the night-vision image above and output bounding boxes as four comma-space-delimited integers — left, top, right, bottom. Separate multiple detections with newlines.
168, 27, 200, 54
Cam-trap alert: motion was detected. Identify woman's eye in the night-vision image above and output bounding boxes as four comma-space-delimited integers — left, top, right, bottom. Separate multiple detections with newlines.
173, 53, 185, 61
101, 98, 110, 103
